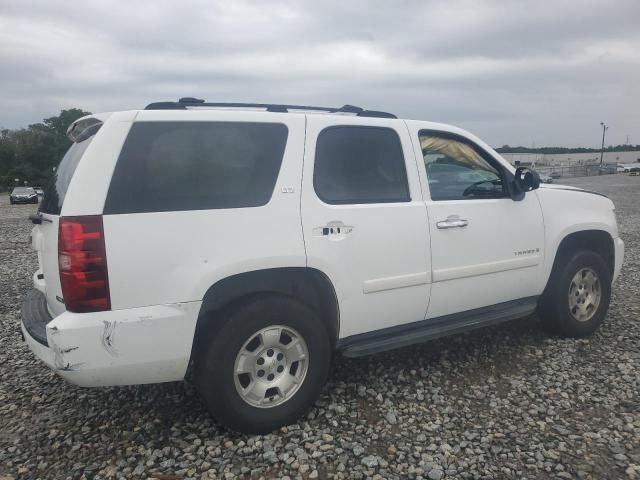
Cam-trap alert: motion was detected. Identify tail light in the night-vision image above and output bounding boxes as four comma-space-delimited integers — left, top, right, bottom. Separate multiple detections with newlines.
58, 216, 111, 313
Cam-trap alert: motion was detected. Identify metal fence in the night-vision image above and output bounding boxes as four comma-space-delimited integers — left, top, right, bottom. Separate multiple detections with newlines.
535, 164, 618, 180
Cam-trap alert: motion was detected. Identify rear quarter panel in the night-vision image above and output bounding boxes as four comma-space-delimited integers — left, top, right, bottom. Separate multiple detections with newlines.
101, 110, 307, 309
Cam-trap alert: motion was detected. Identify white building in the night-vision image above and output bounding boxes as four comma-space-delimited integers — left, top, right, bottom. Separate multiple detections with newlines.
501, 151, 640, 167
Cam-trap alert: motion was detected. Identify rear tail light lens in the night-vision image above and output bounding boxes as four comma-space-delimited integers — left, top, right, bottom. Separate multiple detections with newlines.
58, 216, 111, 313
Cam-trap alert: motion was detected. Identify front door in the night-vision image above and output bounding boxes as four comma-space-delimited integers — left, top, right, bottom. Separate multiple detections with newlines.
301, 116, 431, 338
406, 122, 546, 319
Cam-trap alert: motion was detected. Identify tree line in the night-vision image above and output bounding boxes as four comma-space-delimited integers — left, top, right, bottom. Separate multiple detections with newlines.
0, 109, 89, 192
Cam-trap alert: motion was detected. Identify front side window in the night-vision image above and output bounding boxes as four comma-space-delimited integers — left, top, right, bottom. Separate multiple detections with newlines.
104, 121, 288, 214
314, 126, 410, 204
419, 132, 505, 201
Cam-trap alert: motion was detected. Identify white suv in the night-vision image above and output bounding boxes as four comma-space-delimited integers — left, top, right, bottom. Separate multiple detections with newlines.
22, 99, 624, 433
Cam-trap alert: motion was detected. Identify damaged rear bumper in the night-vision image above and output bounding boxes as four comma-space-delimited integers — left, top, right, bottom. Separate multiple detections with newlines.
21, 289, 201, 387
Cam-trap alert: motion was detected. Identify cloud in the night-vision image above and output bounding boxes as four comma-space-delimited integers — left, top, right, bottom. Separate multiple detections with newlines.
0, 0, 638, 146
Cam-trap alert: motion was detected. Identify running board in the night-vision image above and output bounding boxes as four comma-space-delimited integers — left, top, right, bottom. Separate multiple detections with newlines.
338, 296, 538, 358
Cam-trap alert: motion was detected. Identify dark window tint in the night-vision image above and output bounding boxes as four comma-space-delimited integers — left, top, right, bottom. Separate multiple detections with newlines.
314, 126, 409, 204
40, 136, 95, 215
104, 122, 288, 214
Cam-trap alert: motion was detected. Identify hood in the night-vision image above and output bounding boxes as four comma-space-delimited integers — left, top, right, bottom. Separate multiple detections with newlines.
536, 183, 614, 214
538, 183, 609, 199
539, 183, 583, 191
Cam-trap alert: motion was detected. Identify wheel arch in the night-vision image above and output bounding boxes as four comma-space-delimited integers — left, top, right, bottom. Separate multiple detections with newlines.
550, 229, 615, 282
189, 267, 340, 367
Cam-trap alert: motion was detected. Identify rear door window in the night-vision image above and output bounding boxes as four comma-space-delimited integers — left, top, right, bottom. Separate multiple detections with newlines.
104, 122, 288, 214
313, 126, 410, 204
40, 137, 95, 215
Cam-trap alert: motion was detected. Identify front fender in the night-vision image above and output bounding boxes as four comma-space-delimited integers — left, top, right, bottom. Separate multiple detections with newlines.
536, 188, 618, 283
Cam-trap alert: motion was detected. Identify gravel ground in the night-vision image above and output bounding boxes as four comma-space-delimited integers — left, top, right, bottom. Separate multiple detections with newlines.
1, 174, 639, 480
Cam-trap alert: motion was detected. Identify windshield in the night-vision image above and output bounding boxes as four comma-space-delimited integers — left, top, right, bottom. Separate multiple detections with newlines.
12, 187, 35, 194
39, 135, 95, 215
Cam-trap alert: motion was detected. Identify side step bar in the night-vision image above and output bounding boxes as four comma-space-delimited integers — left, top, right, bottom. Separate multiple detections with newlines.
338, 296, 538, 358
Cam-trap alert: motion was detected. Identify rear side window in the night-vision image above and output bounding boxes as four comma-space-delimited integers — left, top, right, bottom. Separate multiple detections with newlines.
313, 126, 410, 204
104, 122, 288, 214
40, 136, 95, 215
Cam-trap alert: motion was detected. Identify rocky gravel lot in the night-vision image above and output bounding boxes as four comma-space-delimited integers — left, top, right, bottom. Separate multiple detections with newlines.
1, 174, 639, 480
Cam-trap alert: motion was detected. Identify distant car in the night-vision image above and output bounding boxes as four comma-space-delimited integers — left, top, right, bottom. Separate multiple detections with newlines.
34, 187, 44, 197
539, 173, 553, 184
9, 187, 39, 205
550, 171, 562, 179
618, 163, 640, 173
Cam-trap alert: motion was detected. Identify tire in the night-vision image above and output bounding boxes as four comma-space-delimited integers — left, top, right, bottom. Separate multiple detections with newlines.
539, 250, 611, 337
195, 295, 331, 433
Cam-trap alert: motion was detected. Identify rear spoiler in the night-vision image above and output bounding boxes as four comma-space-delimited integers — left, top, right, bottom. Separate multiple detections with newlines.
66, 115, 105, 143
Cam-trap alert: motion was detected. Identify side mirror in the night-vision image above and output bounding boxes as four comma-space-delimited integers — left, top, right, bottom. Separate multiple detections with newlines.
511, 167, 540, 201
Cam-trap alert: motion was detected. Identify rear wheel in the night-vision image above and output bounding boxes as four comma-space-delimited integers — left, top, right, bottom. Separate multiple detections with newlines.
539, 250, 611, 337
195, 295, 331, 433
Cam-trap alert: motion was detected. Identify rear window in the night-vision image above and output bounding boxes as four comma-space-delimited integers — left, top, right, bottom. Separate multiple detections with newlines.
40, 136, 96, 215
104, 121, 288, 214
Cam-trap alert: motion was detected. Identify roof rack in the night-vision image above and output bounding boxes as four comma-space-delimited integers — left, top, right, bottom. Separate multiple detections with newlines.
144, 98, 397, 119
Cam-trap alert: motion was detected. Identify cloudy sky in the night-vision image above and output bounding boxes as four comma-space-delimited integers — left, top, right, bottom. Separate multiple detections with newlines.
0, 0, 638, 147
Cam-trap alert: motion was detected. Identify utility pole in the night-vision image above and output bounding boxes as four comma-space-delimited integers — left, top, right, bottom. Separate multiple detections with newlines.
599, 122, 608, 167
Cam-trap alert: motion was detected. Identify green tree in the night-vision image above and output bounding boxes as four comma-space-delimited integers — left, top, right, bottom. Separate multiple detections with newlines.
0, 108, 90, 191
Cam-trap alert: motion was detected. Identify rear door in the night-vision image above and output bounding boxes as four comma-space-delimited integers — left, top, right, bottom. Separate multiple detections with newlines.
301, 116, 431, 339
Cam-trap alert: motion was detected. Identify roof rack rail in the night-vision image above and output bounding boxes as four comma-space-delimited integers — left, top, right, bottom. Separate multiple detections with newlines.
144, 98, 397, 119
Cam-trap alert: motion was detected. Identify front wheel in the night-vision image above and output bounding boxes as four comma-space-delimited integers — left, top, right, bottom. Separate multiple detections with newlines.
539, 250, 611, 337
195, 296, 331, 433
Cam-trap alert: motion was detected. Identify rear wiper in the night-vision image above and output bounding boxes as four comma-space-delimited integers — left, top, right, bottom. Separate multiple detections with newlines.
29, 213, 52, 224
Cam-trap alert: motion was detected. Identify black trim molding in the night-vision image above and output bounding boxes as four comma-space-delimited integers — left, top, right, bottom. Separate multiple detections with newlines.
338, 296, 538, 357
21, 289, 52, 347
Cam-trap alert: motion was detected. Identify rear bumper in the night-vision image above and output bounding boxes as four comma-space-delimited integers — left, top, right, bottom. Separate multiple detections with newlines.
613, 237, 624, 284
21, 289, 51, 346
21, 289, 201, 387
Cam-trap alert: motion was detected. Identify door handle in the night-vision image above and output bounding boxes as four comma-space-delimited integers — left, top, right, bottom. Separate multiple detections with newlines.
436, 215, 468, 229
314, 222, 353, 238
